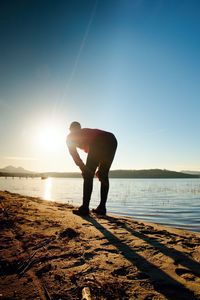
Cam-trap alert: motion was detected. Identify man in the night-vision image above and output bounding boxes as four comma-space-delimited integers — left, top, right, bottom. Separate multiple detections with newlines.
67, 121, 117, 216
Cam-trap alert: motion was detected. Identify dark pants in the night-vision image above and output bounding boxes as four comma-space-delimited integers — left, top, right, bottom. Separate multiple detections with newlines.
82, 133, 117, 209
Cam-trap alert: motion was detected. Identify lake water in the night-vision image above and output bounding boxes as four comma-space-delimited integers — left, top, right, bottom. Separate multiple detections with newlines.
1, 177, 200, 233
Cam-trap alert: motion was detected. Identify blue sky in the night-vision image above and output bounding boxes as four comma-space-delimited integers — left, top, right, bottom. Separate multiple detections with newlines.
0, 0, 200, 172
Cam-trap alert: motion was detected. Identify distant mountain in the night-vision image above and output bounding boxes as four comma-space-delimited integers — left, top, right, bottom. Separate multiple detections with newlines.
0, 165, 34, 174
181, 170, 200, 175
41, 169, 199, 179
109, 169, 199, 178
0, 166, 199, 178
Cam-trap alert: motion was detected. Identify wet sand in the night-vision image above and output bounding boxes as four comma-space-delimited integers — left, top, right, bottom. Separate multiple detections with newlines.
0, 190, 200, 299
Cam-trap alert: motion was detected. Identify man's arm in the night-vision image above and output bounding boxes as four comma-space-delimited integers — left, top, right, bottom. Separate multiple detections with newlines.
66, 138, 85, 171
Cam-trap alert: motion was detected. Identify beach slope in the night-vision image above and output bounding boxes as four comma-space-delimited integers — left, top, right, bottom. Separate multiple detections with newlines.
0, 191, 200, 299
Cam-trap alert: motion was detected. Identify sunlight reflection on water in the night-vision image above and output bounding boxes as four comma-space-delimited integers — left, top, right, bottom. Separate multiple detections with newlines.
43, 177, 53, 201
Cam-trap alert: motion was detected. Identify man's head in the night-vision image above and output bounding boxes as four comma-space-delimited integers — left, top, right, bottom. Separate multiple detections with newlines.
69, 121, 81, 132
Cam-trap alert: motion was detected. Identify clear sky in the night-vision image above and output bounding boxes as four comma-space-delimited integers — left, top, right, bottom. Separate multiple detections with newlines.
0, 0, 200, 172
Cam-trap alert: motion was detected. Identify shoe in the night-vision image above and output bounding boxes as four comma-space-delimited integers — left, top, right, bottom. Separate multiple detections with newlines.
73, 206, 90, 216
92, 206, 106, 216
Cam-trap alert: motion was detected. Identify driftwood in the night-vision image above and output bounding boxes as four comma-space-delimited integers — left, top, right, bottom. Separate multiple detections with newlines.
82, 287, 93, 300
18, 229, 70, 276
42, 283, 52, 300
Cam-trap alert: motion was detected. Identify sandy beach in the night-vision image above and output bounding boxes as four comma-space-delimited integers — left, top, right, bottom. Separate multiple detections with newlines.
0, 191, 200, 299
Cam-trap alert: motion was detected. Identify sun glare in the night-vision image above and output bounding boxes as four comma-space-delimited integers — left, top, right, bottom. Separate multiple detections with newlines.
35, 122, 64, 153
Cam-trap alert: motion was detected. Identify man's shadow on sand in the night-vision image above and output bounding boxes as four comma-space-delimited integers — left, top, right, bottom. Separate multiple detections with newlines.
80, 215, 199, 300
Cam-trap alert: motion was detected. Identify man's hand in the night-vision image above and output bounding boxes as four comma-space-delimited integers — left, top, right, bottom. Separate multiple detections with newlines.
95, 169, 99, 180
80, 164, 91, 178
80, 164, 86, 177
80, 165, 95, 179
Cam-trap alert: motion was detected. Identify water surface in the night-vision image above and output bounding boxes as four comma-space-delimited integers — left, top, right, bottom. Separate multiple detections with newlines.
1, 177, 200, 232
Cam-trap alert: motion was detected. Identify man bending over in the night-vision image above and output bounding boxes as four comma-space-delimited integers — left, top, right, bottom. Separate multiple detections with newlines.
67, 121, 117, 216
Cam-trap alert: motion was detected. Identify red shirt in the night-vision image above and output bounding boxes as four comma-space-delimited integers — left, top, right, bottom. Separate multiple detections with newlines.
67, 128, 110, 168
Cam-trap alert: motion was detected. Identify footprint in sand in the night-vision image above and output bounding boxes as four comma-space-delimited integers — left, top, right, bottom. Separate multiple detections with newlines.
182, 241, 199, 249
95, 247, 119, 254
59, 228, 79, 239
36, 263, 52, 278
93, 236, 106, 241
0, 259, 19, 276
112, 266, 150, 280
175, 267, 200, 282
0, 219, 15, 229
112, 266, 130, 276
82, 223, 93, 228
126, 272, 150, 281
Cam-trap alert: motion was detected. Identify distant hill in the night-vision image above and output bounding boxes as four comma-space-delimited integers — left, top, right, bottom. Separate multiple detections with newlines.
0, 165, 34, 174
43, 169, 198, 179
0, 166, 199, 178
109, 169, 199, 178
181, 170, 200, 176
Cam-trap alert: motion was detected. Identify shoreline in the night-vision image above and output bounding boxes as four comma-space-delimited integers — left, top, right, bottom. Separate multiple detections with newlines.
107, 211, 200, 234
1, 176, 200, 234
0, 190, 200, 299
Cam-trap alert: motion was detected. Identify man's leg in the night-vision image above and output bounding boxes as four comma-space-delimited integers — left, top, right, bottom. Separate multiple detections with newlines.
99, 169, 109, 209
74, 155, 98, 215
94, 140, 117, 214
82, 171, 94, 209
82, 154, 98, 209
